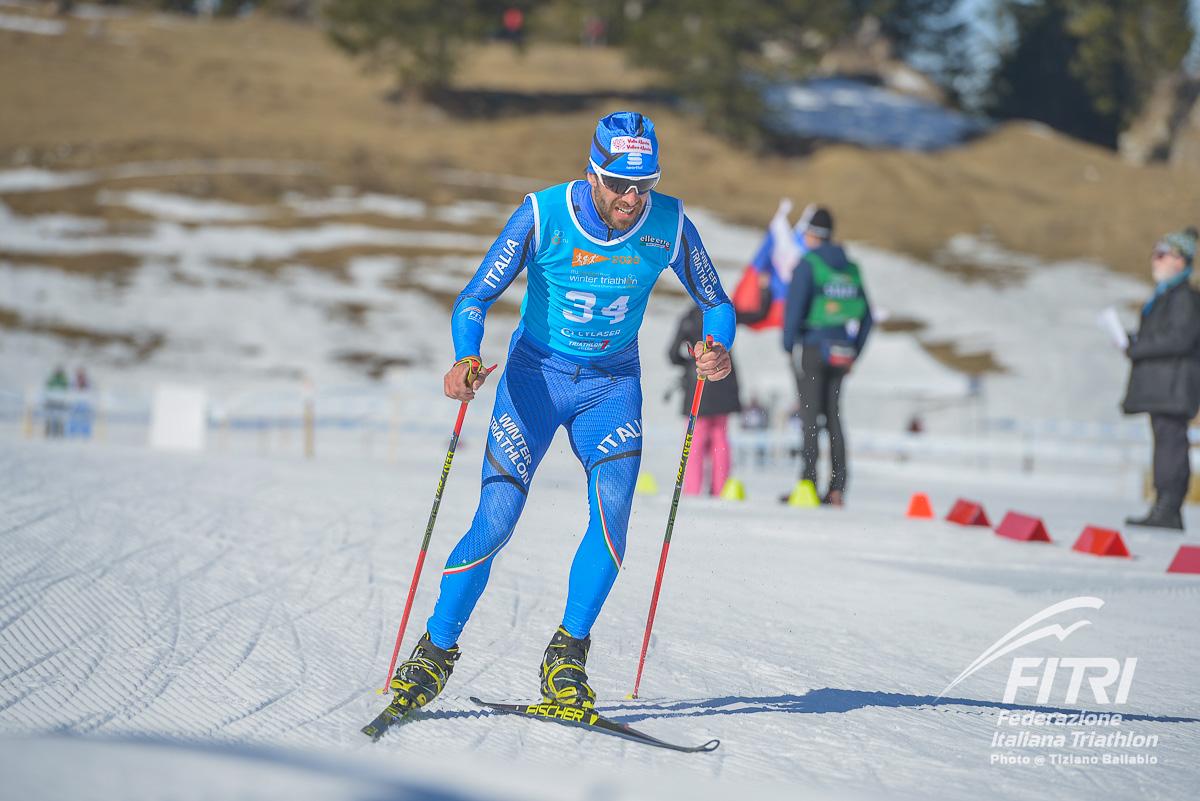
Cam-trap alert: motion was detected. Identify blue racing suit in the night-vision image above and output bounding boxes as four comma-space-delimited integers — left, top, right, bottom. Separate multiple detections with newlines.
426, 180, 735, 649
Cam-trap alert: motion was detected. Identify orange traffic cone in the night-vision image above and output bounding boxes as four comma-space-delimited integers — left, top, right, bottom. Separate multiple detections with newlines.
906, 492, 934, 519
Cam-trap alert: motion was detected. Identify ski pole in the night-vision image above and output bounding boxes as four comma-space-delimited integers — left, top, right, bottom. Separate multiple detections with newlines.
379, 361, 495, 693
630, 336, 712, 699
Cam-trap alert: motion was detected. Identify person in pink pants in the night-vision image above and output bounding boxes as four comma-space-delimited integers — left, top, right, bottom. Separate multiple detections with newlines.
684, 414, 731, 495
669, 275, 771, 496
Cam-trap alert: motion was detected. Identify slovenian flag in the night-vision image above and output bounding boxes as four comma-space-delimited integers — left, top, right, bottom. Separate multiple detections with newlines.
732, 199, 811, 330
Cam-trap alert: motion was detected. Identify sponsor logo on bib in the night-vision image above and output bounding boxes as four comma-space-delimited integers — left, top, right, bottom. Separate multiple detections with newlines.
572, 248, 610, 267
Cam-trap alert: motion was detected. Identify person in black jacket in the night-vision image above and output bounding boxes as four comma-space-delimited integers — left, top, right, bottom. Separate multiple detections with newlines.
781, 207, 873, 507
1122, 227, 1200, 531
669, 273, 771, 496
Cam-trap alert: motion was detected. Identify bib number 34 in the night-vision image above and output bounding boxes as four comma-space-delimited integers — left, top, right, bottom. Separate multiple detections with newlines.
563, 292, 630, 325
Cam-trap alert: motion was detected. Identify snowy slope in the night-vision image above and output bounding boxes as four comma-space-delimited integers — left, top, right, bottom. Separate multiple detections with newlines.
1, 162, 1197, 800
0, 165, 1150, 435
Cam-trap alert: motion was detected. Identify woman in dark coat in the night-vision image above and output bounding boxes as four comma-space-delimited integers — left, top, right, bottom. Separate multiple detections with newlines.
1122, 227, 1200, 530
668, 274, 771, 495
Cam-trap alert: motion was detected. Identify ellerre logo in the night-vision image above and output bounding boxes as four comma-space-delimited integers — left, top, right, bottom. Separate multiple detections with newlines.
940, 597, 1137, 706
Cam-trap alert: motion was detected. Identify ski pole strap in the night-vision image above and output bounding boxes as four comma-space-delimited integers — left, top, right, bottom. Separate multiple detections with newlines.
700, 335, 714, 376
454, 355, 482, 382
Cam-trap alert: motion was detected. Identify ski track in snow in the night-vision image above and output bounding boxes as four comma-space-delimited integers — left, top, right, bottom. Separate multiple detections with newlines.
0, 440, 1197, 800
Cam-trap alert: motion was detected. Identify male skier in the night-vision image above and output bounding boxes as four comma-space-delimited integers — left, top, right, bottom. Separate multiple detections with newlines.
388, 111, 736, 713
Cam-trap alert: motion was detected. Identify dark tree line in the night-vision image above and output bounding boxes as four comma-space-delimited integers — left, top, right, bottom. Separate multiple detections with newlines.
87, 1, 1198, 150
321, 0, 1194, 149
987, 0, 1193, 148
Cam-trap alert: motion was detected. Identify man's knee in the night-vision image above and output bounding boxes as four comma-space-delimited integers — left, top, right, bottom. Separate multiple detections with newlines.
592, 455, 639, 514
475, 479, 530, 535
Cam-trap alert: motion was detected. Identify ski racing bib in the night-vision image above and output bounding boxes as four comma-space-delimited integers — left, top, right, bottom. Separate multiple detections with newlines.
521, 181, 684, 357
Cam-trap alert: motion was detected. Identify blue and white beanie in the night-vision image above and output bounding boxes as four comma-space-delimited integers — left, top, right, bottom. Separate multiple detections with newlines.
1160, 227, 1197, 265
588, 111, 660, 178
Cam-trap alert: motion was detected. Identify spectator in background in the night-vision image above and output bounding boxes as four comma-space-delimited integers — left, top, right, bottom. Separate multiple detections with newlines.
669, 273, 771, 496
44, 366, 69, 438
740, 395, 771, 467
501, 7, 525, 51
69, 367, 94, 439
1122, 227, 1200, 531
581, 15, 607, 47
781, 207, 873, 507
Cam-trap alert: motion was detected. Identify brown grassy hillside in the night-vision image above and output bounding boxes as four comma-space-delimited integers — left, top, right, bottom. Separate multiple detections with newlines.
0, 7, 1193, 280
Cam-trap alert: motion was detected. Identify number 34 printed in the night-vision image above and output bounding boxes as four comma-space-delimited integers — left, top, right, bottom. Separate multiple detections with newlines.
563, 292, 630, 324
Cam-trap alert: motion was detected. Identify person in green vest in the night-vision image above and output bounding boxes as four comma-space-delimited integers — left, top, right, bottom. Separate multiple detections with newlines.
781, 207, 873, 506
44, 365, 70, 439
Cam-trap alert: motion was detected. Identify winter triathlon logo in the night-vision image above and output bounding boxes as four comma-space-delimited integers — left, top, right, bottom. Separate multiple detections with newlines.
940, 596, 1138, 705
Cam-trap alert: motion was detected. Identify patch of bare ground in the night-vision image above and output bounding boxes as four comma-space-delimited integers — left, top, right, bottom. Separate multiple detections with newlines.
0, 307, 164, 359
877, 316, 927, 334
930, 257, 1028, 288
330, 350, 415, 381
920, 340, 1006, 375
243, 245, 471, 278
0, 250, 141, 278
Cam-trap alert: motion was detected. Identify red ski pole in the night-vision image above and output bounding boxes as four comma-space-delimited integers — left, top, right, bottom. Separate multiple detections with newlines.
379, 361, 495, 693
630, 336, 712, 699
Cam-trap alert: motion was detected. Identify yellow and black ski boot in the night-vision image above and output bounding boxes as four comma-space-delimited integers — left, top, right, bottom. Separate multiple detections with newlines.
540, 626, 596, 708
389, 632, 460, 712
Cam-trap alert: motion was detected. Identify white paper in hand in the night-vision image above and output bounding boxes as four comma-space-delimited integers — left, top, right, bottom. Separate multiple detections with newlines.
1097, 306, 1129, 350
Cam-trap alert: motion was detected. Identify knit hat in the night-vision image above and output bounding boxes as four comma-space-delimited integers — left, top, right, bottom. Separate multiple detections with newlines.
799, 204, 834, 239
588, 111, 659, 179
1159, 227, 1197, 264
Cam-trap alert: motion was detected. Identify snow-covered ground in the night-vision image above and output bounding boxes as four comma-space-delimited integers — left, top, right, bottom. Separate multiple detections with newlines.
2, 435, 1197, 801
0, 162, 1151, 435
2, 161, 1197, 800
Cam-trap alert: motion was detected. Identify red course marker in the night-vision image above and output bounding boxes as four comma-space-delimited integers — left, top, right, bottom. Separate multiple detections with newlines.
946, 499, 990, 527
995, 512, 1052, 543
1071, 526, 1131, 558
1166, 545, 1200, 574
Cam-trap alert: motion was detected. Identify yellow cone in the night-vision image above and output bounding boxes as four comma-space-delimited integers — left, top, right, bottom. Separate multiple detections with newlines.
635, 472, 659, 496
719, 477, 746, 501
787, 479, 821, 508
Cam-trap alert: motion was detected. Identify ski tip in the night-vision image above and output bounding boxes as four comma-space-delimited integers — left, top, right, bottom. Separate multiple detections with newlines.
625, 692, 637, 700
699, 738, 720, 752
